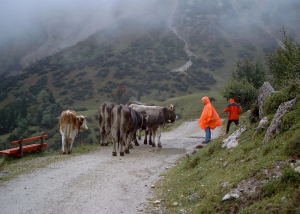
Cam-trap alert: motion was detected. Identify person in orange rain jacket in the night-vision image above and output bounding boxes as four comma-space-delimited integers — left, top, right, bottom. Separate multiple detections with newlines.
223, 98, 241, 134
198, 96, 222, 144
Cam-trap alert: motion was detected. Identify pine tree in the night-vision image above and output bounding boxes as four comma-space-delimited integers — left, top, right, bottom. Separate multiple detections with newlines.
0, 109, 7, 134
233, 57, 266, 89
20, 98, 28, 118
48, 90, 56, 104
36, 110, 43, 124
8, 105, 17, 131
267, 28, 300, 87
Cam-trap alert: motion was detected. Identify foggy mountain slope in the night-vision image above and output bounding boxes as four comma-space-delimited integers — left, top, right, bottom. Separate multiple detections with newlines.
0, 0, 173, 73
174, 0, 300, 46
1, 0, 300, 76
0, 0, 300, 107
20, 15, 115, 67
166, 0, 300, 85
20, 0, 171, 67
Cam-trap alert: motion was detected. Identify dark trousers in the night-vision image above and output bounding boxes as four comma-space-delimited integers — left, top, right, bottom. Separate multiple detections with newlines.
226, 120, 239, 134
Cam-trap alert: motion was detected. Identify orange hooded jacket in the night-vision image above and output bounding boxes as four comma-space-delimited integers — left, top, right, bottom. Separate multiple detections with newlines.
198, 97, 222, 130
223, 98, 241, 120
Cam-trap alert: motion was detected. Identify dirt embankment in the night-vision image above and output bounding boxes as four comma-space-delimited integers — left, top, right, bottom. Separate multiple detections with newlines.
0, 120, 221, 214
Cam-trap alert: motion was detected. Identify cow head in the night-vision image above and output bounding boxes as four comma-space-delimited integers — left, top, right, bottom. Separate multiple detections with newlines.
77, 116, 88, 133
167, 104, 177, 123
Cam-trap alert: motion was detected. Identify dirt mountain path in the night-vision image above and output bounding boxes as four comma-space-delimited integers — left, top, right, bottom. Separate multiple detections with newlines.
0, 120, 222, 214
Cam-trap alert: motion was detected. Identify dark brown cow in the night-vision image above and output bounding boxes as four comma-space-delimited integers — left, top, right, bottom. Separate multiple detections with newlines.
58, 110, 88, 154
110, 104, 148, 156
98, 102, 115, 146
126, 101, 156, 146
129, 104, 176, 148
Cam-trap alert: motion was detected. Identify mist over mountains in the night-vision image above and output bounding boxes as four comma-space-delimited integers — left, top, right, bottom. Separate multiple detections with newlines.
1, 0, 171, 68
0, 0, 300, 106
1, 0, 299, 72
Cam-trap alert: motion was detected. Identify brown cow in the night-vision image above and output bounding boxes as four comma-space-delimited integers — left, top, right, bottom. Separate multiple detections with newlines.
126, 101, 156, 146
58, 110, 88, 154
110, 104, 148, 156
129, 104, 176, 148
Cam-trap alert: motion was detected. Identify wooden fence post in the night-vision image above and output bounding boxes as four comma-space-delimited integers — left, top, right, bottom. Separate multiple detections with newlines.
40, 132, 45, 152
19, 137, 23, 158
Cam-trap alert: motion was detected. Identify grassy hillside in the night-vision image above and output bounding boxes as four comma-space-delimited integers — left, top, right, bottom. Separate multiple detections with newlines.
147, 85, 300, 213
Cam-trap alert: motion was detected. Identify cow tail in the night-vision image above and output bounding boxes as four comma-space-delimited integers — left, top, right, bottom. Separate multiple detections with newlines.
100, 103, 105, 125
117, 105, 122, 148
117, 131, 120, 149
105, 106, 110, 127
117, 129, 120, 148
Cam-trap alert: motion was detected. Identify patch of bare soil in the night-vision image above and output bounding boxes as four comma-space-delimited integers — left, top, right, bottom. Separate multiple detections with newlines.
0, 120, 221, 214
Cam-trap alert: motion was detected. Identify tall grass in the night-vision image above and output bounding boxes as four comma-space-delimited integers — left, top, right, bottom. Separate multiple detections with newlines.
148, 96, 300, 213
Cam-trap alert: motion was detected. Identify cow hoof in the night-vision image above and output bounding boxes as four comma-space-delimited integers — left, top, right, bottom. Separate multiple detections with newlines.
125, 149, 130, 154
149, 142, 152, 145
158, 145, 162, 148
152, 144, 156, 147
129, 144, 133, 149
138, 137, 142, 140
144, 141, 147, 145
68, 151, 71, 154
120, 152, 125, 156
112, 152, 117, 156
62, 152, 66, 155
100, 143, 104, 146
105, 143, 108, 146
135, 142, 140, 146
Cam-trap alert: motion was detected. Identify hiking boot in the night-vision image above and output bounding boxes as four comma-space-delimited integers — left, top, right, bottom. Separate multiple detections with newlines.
202, 140, 210, 144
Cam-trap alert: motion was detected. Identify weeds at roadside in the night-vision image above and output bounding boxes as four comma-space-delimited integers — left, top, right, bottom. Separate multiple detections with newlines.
149, 104, 300, 213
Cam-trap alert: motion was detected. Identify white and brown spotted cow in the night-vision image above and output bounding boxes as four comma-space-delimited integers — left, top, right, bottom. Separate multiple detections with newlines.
58, 110, 88, 154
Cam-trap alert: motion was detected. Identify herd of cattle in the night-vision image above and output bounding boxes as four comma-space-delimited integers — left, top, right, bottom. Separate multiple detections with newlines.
58, 101, 177, 156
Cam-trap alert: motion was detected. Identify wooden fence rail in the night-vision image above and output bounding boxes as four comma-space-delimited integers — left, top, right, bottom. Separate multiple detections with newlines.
0, 133, 48, 158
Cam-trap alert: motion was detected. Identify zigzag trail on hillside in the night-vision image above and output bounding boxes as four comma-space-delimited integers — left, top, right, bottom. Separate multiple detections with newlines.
167, 0, 197, 73
0, 120, 221, 214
